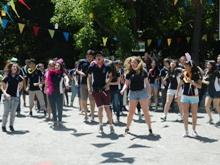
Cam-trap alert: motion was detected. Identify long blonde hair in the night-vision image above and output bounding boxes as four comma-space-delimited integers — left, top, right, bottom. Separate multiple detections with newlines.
124, 56, 144, 75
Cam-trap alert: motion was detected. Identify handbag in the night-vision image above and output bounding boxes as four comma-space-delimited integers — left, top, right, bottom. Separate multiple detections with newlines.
214, 77, 220, 92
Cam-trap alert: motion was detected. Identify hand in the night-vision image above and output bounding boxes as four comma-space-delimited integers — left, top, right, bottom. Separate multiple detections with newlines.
26, 87, 29, 92
5, 93, 11, 99
120, 90, 124, 95
88, 88, 93, 95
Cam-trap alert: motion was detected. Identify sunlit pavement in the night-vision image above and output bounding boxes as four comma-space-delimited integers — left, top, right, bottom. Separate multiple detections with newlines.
0, 96, 220, 165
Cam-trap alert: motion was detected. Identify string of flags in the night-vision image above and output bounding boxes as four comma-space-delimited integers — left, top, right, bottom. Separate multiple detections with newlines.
146, 33, 219, 48
0, 20, 71, 42
173, 0, 214, 6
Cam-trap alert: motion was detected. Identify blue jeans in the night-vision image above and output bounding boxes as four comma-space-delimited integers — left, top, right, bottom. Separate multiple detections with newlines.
2, 97, 19, 127
49, 93, 63, 122
111, 90, 121, 119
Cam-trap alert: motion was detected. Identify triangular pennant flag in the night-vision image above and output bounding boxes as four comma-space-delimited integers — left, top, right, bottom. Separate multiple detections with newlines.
147, 39, 152, 47
10, 0, 20, 18
18, 23, 25, 34
18, 0, 31, 10
102, 37, 108, 47
208, 0, 213, 5
1, 19, 9, 30
63, 32, 70, 41
157, 39, 162, 47
184, 0, 188, 7
202, 34, 207, 41
48, 29, 55, 39
174, 0, 178, 6
33, 26, 40, 36
3, 5, 14, 22
1, 10, 6, 17
167, 38, 172, 46
186, 37, 191, 43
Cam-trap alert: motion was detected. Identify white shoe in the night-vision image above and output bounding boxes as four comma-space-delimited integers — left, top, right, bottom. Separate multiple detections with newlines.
183, 131, 189, 137
192, 130, 198, 137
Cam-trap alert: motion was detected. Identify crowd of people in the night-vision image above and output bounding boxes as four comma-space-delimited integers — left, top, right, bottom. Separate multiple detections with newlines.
0, 50, 220, 137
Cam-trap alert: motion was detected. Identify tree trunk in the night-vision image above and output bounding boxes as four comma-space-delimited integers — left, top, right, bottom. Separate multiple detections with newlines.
191, 0, 202, 64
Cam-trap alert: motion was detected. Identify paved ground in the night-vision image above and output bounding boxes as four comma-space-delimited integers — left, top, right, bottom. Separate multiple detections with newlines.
0, 96, 220, 165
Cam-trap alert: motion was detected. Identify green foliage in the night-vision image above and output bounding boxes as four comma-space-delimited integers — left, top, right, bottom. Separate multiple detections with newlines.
51, 0, 136, 58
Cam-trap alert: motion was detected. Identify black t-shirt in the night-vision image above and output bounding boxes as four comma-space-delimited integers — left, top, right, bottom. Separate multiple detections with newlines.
167, 69, 179, 90
26, 68, 43, 91
110, 72, 120, 91
160, 67, 169, 88
88, 63, 111, 90
2, 74, 23, 97
180, 71, 201, 96
78, 60, 90, 85
126, 69, 148, 91
148, 68, 160, 84
52, 73, 64, 93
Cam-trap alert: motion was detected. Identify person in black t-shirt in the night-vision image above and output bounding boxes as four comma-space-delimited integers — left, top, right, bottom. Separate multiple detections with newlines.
109, 62, 121, 122
88, 51, 114, 134
120, 56, 153, 135
77, 50, 95, 122
25, 59, 46, 117
161, 60, 183, 121
176, 53, 202, 137
148, 60, 160, 111
1, 63, 23, 132
159, 58, 170, 109
202, 61, 220, 124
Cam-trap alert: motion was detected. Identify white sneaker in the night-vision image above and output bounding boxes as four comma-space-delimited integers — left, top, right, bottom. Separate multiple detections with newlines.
192, 130, 198, 137
183, 131, 189, 137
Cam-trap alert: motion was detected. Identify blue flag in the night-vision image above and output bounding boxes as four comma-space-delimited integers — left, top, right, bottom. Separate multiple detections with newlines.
63, 32, 70, 42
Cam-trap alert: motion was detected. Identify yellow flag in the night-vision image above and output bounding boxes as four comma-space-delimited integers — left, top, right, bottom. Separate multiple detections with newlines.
167, 38, 172, 46
48, 29, 55, 39
147, 39, 152, 47
10, 0, 20, 18
174, 0, 178, 5
186, 37, 191, 43
202, 34, 207, 41
1, 10, 6, 17
102, 37, 108, 47
18, 23, 25, 34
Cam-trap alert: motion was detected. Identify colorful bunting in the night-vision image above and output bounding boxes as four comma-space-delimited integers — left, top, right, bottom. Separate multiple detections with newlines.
208, 0, 213, 5
167, 38, 172, 46
1, 18, 8, 30
177, 37, 182, 44
18, 23, 25, 34
3, 4, 14, 22
1, 10, 6, 17
157, 39, 162, 47
48, 29, 55, 39
33, 26, 40, 36
63, 32, 70, 42
102, 37, 108, 47
174, 0, 178, 6
9, 0, 20, 18
18, 0, 31, 10
147, 39, 152, 47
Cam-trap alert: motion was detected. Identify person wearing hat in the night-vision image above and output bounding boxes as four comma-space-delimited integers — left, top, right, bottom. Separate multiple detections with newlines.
87, 51, 114, 134
25, 58, 46, 116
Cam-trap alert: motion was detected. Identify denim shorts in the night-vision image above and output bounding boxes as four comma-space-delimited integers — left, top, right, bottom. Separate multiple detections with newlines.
129, 89, 148, 101
180, 95, 199, 104
150, 83, 159, 90
167, 89, 176, 96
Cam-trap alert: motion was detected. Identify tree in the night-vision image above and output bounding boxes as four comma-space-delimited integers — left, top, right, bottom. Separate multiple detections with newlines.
51, 0, 136, 58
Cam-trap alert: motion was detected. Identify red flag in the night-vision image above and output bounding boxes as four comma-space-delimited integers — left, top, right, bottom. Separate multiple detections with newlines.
18, 0, 31, 10
33, 26, 40, 36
